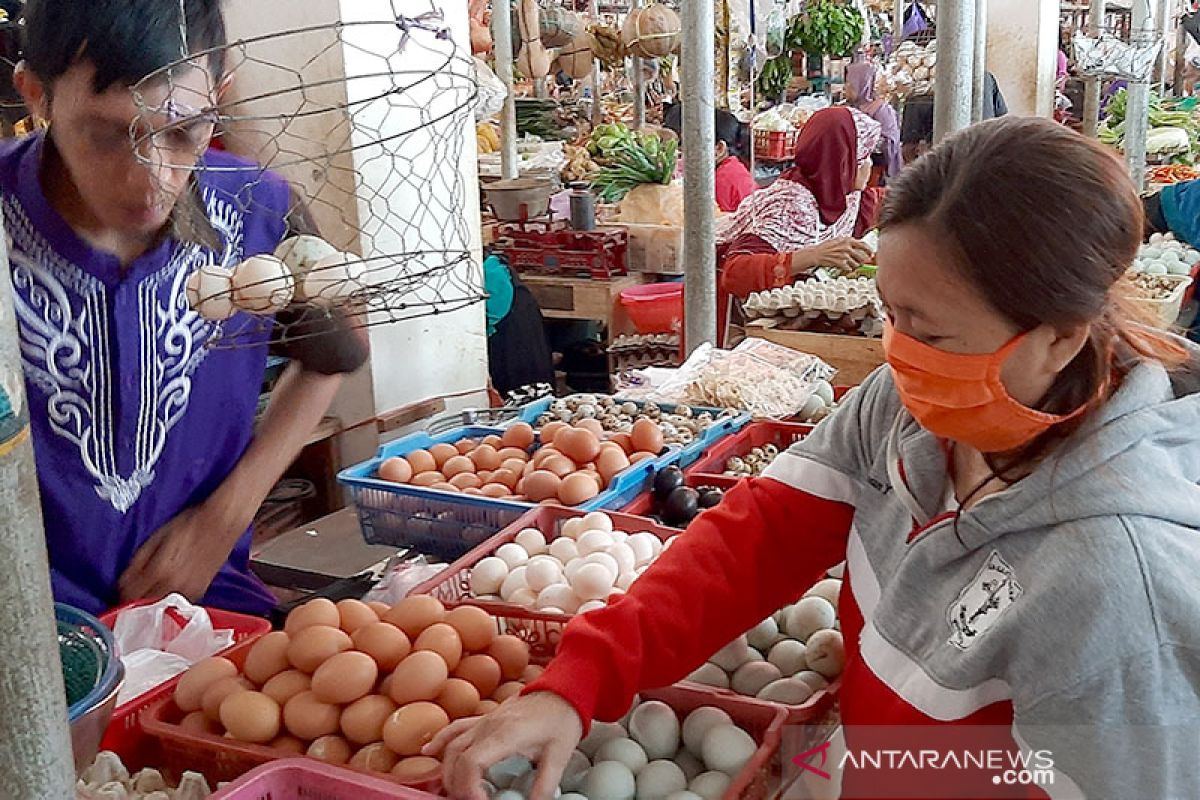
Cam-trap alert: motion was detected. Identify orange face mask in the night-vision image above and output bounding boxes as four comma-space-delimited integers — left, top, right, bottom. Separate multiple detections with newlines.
883, 322, 1087, 453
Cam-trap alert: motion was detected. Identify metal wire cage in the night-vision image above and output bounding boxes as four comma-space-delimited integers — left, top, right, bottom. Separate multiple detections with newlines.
128, 3, 484, 347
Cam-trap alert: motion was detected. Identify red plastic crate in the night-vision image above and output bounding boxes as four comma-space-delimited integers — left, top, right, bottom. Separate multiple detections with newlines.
620, 473, 741, 519
211, 759, 438, 799
140, 638, 442, 793
684, 421, 814, 480
753, 128, 800, 162
673, 673, 842, 728
410, 505, 681, 662
98, 602, 271, 770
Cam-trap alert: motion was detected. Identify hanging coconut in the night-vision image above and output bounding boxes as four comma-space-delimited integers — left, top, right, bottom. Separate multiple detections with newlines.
540, 7, 584, 49
556, 31, 595, 80
515, 0, 552, 79
621, 4, 681, 59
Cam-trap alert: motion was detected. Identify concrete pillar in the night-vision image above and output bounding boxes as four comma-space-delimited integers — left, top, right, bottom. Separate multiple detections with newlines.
492, 0, 519, 180
986, 0, 1060, 118
972, 0, 989, 123
934, 0, 975, 142
1083, 0, 1106, 137
681, 0, 717, 351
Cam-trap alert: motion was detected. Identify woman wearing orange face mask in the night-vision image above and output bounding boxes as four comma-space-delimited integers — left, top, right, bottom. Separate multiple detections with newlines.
428, 119, 1200, 799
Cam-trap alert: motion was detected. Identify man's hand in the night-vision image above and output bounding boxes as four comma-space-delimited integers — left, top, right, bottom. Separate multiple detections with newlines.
118, 502, 246, 603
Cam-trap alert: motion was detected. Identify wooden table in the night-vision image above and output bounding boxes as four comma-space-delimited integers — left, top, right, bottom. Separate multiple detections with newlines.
748, 328, 885, 386
520, 272, 645, 339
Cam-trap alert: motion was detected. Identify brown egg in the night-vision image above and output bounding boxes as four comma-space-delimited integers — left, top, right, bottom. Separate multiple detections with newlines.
631, 419, 665, 454
469, 444, 502, 472
383, 702, 450, 757
414, 623, 463, 670
541, 455, 577, 479
522, 461, 538, 479
307, 734, 353, 765
202, 676, 254, 721
410, 471, 446, 488
476, 700, 500, 715
482, 435, 503, 449
449, 472, 483, 491
476, 470, 495, 484
556, 427, 602, 464
378, 673, 395, 698
336, 599, 380, 634
596, 447, 631, 484
352, 622, 411, 671
495, 449, 527, 466
488, 635, 530, 681
393, 756, 442, 782
429, 443, 459, 469
489, 468, 520, 491
442, 456, 475, 479
436, 679, 481, 720
405, 450, 437, 475
383, 596, 446, 639
522, 471, 562, 503
609, 433, 635, 454
630, 452, 656, 464
454, 654, 502, 698
341, 694, 398, 745
499, 457, 528, 475
493, 682, 524, 703
351, 742, 400, 773
521, 665, 545, 683
261, 670, 312, 707
175, 657, 238, 713
220, 691, 281, 744
180, 711, 221, 735
287, 625, 353, 673
312, 651, 379, 704
445, 606, 495, 652
463, 487, 484, 496
242, 631, 290, 686
455, 438, 478, 455
377, 457, 413, 484
431, 482, 460, 493
539, 421, 568, 444
558, 472, 601, 506
269, 735, 307, 754
388, 651, 449, 705
532, 447, 562, 468
367, 601, 392, 617
501, 422, 535, 450
480, 484, 510, 499
285, 598, 341, 636
283, 690, 342, 740
576, 418, 606, 438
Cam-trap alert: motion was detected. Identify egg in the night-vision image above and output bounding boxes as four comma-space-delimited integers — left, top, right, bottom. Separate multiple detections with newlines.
220, 691, 281, 744
482, 434, 503, 448
445, 606, 495, 651
524, 556, 563, 594
384, 596, 446, 639
469, 444, 503, 471
495, 542, 530, 570
338, 693, 398, 745
731, 662, 782, 697
336, 599, 380, 634
476, 699, 500, 715
239, 631, 289, 685
536, 584, 581, 614
287, 625, 353, 673
497, 448, 529, 465
629, 700, 680, 760
570, 564, 615, 602
514, 527, 548, 556
285, 598, 341, 636
450, 472, 483, 491
426, 443, 456, 469
275, 233, 339, 274
522, 471, 562, 502
501, 422, 535, 450
556, 428, 601, 464
493, 682, 524, 703
436, 678, 482, 720
580, 720, 626, 757
499, 567, 528, 602
311, 651, 379, 704
307, 734, 354, 765
350, 742, 400, 773
269, 734, 307, 754
442, 455, 475, 479
756, 677, 815, 705
388, 651, 449, 705
414, 623, 463, 670
686, 664, 729, 689
469, 557, 510, 596
596, 737, 648, 773
804, 629, 845, 679
577, 530, 615, 557
352, 622, 412, 671
454, 437, 479, 454
689, 771, 732, 800
783, 597, 836, 641
453, 654, 503, 698
405, 450, 437, 475
392, 756, 443, 782
231, 254, 295, 314
541, 455, 577, 479
631, 419, 665, 454
201, 676, 254, 721
185, 264, 236, 320
175, 657, 238, 713
410, 471, 446, 488
489, 469, 520, 491
630, 452, 656, 464
638, 760, 689, 799
383, 702, 450, 756
180, 711, 221, 735
261, 670, 312, 707
548, 537, 580, 562
582, 761, 636, 800
559, 473, 601, 506
487, 635, 531, 680
377, 457, 413, 484
596, 448, 631, 484
521, 665, 544, 683
481, 484, 511, 499
539, 421, 569, 443
301, 251, 366, 305
576, 418, 606, 438
283, 690, 343, 740
701, 725, 756, 775
609, 433, 635, 454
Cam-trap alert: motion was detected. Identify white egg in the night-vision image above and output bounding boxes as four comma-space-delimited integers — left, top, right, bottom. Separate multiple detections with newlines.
767, 639, 808, 676
783, 597, 837, 641
500, 566, 529, 602
745, 617, 781, 652
508, 588, 538, 607
756, 677, 815, 705
577, 529, 615, 557
610, 529, 630, 544
636, 760, 687, 799
582, 552, 620, 582
680, 707, 732, 758
606, 543, 637, 575
186, 264, 236, 320
709, 637, 754, 672
688, 771, 732, 800
274, 234, 338, 274
700, 725, 756, 775
561, 795, 589, 800
595, 737, 649, 774
805, 629, 846, 679
685, 664, 729, 689
795, 670, 831, 692
515, 528, 548, 556
548, 537, 580, 563
1185, 250, 1200, 266
581, 512, 615, 533
537, 584, 581, 614
731, 661, 782, 697
230, 254, 295, 314
628, 701, 680, 761
582, 761, 636, 800
673, 750, 704, 783
812, 380, 835, 406
616, 572, 637, 592
496, 543, 531, 570
525, 556, 564, 593
580, 722, 627, 758
571, 563, 616, 601
300, 252, 366, 305
560, 751, 593, 793
626, 533, 660, 567
469, 556, 510, 596
665, 793, 704, 800
804, 578, 842, 607
579, 600, 608, 613
487, 756, 534, 790
493, 790, 524, 800
1150, 232, 1165, 244
1145, 262, 1169, 275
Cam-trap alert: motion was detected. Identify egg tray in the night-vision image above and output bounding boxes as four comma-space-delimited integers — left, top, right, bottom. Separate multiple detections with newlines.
683, 421, 815, 482
139, 638, 444, 794
338, 425, 683, 561
409, 505, 683, 663
209, 758, 438, 799
98, 603, 272, 772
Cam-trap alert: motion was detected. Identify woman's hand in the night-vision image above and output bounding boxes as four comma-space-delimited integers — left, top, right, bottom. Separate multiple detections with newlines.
793, 238, 874, 273
424, 692, 584, 800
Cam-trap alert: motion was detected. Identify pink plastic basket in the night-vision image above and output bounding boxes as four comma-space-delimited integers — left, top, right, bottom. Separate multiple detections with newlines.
683, 420, 815, 480
211, 758, 438, 799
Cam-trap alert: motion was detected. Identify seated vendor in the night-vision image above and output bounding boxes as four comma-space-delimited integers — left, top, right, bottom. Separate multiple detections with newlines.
1144, 178, 1200, 249
664, 106, 756, 213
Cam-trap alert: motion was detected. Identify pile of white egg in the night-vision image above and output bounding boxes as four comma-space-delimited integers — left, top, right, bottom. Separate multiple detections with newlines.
1133, 232, 1200, 276
469, 512, 675, 616
486, 698, 760, 800
686, 576, 844, 707
186, 233, 365, 321
76, 751, 211, 800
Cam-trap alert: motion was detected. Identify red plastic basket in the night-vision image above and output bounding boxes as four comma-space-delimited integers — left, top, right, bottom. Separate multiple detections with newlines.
684, 420, 815, 480
619, 282, 684, 334
410, 505, 681, 662
753, 128, 800, 162
211, 759, 438, 799
98, 602, 272, 770
619, 473, 741, 518
139, 638, 442, 793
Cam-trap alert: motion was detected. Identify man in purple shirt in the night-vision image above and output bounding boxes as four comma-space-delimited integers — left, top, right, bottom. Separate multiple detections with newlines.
5, 0, 366, 615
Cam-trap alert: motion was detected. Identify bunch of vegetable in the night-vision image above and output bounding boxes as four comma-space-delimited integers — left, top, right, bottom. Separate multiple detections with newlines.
785, 0, 864, 59
562, 143, 599, 183
587, 122, 637, 160
515, 98, 568, 141
591, 131, 678, 203
1099, 90, 1200, 162
757, 55, 794, 102
1148, 164, 1200, 184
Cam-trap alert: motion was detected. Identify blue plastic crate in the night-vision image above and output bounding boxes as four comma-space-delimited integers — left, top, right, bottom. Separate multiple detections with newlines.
515, 397, 750, 469
338, 425, 682, 560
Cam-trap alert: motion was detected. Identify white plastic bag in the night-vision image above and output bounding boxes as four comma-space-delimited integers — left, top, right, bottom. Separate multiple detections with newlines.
474, 56, 508, 121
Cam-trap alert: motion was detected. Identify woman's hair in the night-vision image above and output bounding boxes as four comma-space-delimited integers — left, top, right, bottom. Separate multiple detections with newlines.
881, 116, 1190, 473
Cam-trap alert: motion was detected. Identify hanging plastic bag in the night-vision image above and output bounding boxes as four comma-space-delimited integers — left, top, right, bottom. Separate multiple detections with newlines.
474, 57, 508, 121
901, 1, 929, 40
1073, 29, 1161, 81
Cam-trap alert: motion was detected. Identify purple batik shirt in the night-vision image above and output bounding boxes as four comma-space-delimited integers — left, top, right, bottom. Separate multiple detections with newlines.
1, 132, 288, 616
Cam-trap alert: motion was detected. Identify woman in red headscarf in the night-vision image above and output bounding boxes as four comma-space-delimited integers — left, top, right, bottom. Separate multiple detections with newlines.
715, 107, 882, 341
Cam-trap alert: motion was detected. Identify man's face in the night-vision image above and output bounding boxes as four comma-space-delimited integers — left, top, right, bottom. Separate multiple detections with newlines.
27, 61, 218, 236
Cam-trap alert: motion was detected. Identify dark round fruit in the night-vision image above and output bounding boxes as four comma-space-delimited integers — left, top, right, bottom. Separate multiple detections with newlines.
663, 486, 701, 526
653, 466, 686, 500
698, 489, 725, 509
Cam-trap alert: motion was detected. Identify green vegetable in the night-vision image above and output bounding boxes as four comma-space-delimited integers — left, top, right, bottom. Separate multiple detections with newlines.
785, 0, 863, 58
757, 56, 793, 102
591, 134, 678, 202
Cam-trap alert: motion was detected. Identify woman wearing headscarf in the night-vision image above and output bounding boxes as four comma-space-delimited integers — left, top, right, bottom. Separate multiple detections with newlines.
844, 61, 902, 181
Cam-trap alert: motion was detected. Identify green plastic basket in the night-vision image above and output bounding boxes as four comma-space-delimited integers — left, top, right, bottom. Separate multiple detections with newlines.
56, 604, 120, 721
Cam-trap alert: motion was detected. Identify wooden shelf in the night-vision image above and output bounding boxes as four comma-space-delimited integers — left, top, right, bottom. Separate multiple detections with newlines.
747, 328, 885, 386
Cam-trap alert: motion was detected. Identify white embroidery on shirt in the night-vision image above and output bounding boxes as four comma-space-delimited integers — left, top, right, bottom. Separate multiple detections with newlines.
947, 550, 1023, 651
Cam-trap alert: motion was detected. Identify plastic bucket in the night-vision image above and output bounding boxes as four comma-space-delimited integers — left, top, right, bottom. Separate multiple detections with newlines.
619, 282, 684, 334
